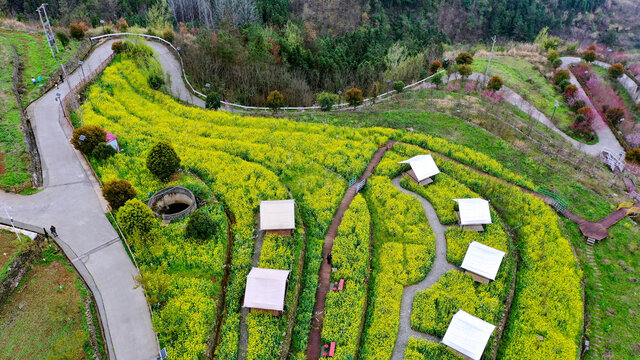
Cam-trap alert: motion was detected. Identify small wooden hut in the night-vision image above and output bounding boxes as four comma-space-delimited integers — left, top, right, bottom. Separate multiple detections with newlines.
259, 199, 295, 235
398, 154, 440, 185
442, 310, 496, 360
460, 241, 505, 284
454, 198, 492, 231
243, 267, 291, 316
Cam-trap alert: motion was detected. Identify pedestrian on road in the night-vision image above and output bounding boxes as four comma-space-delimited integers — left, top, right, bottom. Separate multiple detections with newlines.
31, 77, 36, 85
50, 225, 57, 237
54, 81, 58, 89
59, 74, 64, 83
327, 252, 333, 266
43, 227, 49, 238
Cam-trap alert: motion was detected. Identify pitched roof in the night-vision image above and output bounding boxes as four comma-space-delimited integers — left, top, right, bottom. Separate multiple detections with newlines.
398, 154, 440, 182
454, 198, 492, 225
442, 310, 496, 360
461, 241, 506, 280
243, 267, 291, 311
260, 199, 295, 231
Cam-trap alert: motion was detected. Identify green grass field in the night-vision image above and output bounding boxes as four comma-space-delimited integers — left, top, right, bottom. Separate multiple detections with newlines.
0, 234, 103, 359
0, 28, 80, 189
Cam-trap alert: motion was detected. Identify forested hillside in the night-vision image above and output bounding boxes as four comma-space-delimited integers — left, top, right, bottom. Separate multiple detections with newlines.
0, 0, 618, 106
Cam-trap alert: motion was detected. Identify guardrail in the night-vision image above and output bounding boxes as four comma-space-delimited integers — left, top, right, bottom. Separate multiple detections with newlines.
89, 32, 446, 112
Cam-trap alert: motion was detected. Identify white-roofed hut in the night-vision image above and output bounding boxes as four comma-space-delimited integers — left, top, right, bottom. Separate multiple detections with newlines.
442, 310, 496, 360
398, 154, 441, 185
259, 199, 295, 235
243, 267, 291, 315
454, 198, 492, 231
461, 241, 506, 284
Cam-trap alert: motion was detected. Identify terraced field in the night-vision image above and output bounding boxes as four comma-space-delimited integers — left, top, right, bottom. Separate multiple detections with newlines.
77, 43, 584, 359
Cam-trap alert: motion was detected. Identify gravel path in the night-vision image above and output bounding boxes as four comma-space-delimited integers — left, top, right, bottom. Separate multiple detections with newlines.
390, 176, 457, 360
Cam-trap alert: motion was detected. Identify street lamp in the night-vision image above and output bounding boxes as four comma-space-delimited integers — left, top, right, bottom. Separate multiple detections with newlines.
551, 101, 559, 123
55, 92, 66, 118
78, 60, 85, 80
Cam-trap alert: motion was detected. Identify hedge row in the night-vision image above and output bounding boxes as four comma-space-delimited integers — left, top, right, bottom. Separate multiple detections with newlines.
404, 338, 462, 360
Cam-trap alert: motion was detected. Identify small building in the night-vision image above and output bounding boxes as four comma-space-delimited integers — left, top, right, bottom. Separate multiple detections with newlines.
398, 154, 440, 185
259, 199, 295, 235
442, 310, 496, 360
105, 131, 120, 152
454, 198, 492, 231
461, 241, 506, 284
243, 267, 291, 315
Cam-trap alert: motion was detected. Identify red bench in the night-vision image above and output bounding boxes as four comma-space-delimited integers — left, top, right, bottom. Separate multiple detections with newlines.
332, 279, 345, 291
323, 342, 337, 357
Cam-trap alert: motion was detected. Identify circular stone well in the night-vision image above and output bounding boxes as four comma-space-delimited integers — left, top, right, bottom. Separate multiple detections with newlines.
147, 186, 197, 222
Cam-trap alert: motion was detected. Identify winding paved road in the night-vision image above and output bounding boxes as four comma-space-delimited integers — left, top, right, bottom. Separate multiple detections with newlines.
390, 176, 457, 360
0, 39, 159, 360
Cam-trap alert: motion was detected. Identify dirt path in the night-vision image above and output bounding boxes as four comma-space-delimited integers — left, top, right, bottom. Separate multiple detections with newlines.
390, 176, 457, 359
306, 141, 394, 360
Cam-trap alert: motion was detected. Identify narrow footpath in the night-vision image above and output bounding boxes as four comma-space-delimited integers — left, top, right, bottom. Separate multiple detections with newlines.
306, 141, 394, 360
390, 176, 457, 360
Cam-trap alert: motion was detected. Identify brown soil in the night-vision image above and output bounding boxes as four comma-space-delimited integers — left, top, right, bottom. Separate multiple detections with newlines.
0, 153, 6, 176
0, 258, 90, 359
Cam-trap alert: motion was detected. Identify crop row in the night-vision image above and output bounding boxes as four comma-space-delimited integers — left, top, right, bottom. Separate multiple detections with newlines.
82, 53, 394, 358
359, 176, 436, 360
430, 155, 583, 359
321, 194, 370, 359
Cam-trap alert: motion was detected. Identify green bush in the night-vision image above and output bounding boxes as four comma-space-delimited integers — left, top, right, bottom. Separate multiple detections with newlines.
91, 142, 116, 160
608, 63, 624, 79
429, 60, 443, 74
393, 81, 405, 93
111, 41, 127, 54
316, 92, 339, 111
583, 50, 596, 63
458, 64, 472, 79
69, 23, 85, 40
266, 90, 285, 111
55, 31, 69, 48
148, 74, 165, 90
71, 125, 105, 154
162, 29, 175, 43
184, 208, 219, 242
625, 148, 640, 164
116, 199, 157, 236
486, 75, 504, 91
206, 91, 222, 110
345, 87, 363, 108
553, 70, 570, 84
102, 179, 136, 210
455, 51, 474, 65
146, 140, 181, 181
547, 50, 559, 63
558, 79, 571, 92
605, 106, 625, 124
552, 58, 562, 68
405, 338, 460, 359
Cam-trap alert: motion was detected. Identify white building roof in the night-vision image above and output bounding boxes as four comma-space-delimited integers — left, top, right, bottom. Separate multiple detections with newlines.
442, 310, 496, 360
455, 198, 492, 225
259, 199, 295, 231
461, 241, 506, 280
399, 154, 440, 182
243, 267, 291, 311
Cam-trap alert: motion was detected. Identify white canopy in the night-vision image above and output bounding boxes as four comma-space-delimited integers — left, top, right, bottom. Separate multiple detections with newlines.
455, 198, 492, 225
398, 155, 440, 182
442, 310, 496, 360
259, 199, 295, 231
461, 241, 506, 280
243, 267, 291, 311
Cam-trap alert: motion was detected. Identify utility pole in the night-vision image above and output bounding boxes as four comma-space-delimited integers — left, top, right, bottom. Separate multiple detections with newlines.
36, 3, 59, 58
484, 35, 497, 85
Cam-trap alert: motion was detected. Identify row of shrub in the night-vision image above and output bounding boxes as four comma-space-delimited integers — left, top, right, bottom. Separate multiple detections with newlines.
321, 195, 370, 359
359, 176, 436, 360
